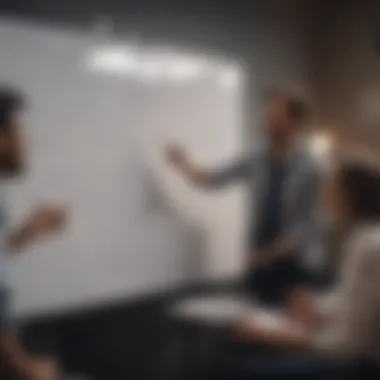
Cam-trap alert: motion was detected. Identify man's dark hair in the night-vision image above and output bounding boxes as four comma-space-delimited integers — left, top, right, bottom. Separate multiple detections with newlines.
338, 160, 380, 222
265, 88, 309, 123
0, 87, 24, 131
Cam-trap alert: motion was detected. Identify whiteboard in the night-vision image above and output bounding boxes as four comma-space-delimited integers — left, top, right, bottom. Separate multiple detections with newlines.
0, 19, 246, 318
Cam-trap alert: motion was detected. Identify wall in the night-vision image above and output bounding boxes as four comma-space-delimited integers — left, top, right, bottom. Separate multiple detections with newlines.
314, 2, 380, 148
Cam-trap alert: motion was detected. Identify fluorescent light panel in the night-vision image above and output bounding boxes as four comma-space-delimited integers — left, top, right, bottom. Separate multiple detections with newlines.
85, 45, 243, 89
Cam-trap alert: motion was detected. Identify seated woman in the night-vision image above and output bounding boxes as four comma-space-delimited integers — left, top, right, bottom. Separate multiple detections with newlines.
228, 156, 380, 378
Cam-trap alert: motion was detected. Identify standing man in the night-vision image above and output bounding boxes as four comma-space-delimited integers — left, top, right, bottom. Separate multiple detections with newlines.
165, 89, 322, 307
0, 87, 67, 380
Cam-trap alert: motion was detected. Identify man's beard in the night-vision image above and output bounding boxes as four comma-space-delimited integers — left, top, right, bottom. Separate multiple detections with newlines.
0, 154, 24, 178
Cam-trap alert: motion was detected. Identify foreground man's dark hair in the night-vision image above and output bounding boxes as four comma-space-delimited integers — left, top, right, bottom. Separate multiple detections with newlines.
0, 87, 24, 131
339, 160, 380, 221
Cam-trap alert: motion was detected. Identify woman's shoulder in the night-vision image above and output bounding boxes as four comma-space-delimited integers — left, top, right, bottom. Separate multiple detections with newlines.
338, 225, 380, 295
345, 224, 380, 264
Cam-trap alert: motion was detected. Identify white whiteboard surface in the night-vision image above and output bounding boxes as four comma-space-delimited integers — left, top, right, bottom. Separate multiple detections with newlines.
0, 19, 246, 318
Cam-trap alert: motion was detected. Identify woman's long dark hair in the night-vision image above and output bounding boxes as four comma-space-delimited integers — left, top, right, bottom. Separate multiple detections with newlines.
339, 160, 380, 222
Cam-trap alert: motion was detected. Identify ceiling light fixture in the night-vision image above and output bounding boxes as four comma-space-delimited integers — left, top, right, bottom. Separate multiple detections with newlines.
86, 46, 138, 75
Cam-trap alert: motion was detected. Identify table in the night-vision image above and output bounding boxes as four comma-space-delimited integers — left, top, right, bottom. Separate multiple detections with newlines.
163, 294, 288, 380
162, 290, 338, 379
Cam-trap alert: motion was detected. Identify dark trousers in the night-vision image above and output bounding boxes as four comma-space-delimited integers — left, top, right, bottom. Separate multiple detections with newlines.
245, 256, 312, 306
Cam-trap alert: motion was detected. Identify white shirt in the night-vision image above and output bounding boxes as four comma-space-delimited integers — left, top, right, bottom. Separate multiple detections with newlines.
315, 224, 380, 361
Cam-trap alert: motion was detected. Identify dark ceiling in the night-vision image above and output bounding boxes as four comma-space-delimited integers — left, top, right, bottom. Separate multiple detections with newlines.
0, 0, 284, 58
0, 1, 266, 47
0, 0, 361, 31
0, 0, 359, 58
1, 0, 258, 24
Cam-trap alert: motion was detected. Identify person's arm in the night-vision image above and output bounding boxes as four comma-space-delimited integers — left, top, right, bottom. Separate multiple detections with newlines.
314, 245, 380, 359
0, 333, 57, 380
234, 244, 380, 358
6, 204, 66, 254
165, 145, 253, 188
234, 317, 314, 352
0, 332, 34, 378
312, 291, 340, 329
7, 221, 39, 253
